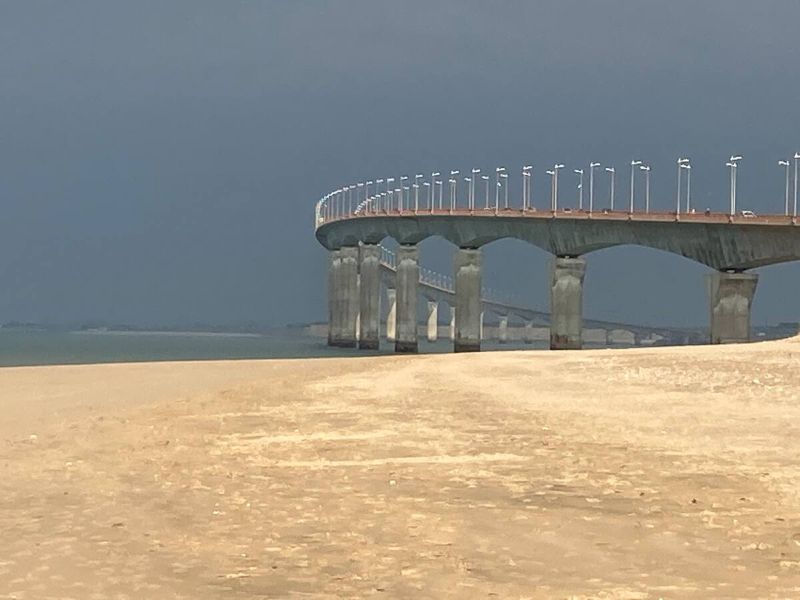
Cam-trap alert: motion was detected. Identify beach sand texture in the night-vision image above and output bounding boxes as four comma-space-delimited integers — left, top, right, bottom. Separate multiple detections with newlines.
2, 339, 800, 599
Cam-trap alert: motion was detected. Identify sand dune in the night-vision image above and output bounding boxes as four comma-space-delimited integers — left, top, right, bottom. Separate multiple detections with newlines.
2, 340, 800, 598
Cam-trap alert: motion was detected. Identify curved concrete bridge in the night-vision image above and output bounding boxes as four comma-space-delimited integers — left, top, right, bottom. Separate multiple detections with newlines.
317, 200, 800, 352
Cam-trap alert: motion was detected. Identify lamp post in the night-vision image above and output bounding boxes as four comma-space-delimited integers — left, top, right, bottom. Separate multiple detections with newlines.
779, 160, 791, 216
501, 172, 509, 208
522, 165, 532, 210
574, 169, 584, 209
464, 177, 472, 210
376, 179, 384, 211
436, 180, 443, 209
365, 180, 373, 204
676, 158, 689, 213
794, 152, 800, 217
553, 164, 564, 210
386, 178, 395, 211
431, 172, 440, 210
546, 170, 555, 210
424, 182, 432, 213
639, 165, 651, 213
482, 175, 490, 209
629, 160, 642, 213
605, 167, 615, 210
681, 163, 692, 212
412, 183, 419, 213
495, 166, 506, 210
399, 176, 408, 209
588, 162, 600, 213
449, 170, 459, 211
471, 168, 480, 209
728, 155, 742, 216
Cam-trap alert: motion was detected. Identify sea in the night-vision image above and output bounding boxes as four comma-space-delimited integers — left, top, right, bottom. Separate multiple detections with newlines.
0, 329, 548, 368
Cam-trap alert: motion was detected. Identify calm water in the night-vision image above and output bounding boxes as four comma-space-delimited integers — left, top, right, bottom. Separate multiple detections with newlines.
0, 330, 548, 367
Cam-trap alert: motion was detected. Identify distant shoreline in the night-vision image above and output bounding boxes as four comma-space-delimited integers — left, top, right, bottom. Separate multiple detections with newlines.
70, 329, 265, 339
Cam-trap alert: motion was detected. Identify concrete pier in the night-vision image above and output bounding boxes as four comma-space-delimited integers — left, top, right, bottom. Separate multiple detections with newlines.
395, 245, 419, 353
328, 247, 359, 347
454, 248, 482, 352
426, 300, 438, 343
707, 271, 759, 344
498, 316, 509, 343
550, 256, 586, 350
385, 288, 397, 343
523, 320, 534, 344
358, 244, 380, 349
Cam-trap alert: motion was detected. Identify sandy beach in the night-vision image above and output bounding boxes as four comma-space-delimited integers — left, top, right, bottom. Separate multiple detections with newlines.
2, 340, 800, 599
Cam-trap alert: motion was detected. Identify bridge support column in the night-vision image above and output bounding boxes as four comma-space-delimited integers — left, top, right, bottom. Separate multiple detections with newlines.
426, 300, 438, 342
707, 271, 759, 344
395, 245, 419, 353
449, 306, 456, 342
523, 320, 534, 344
328, 247, 359, 347
385, 287, 397, 343
454, 248, 482, 352
498, 316, 509, 343
358, 244, 380, 350
550, 256, 586, 350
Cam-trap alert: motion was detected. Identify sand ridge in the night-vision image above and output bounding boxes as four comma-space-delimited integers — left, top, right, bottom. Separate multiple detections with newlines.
2, 340, 800, 598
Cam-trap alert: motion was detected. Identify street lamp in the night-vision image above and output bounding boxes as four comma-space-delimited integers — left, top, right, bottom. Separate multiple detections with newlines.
680, 163, 692, 213
728, 155, 742, 216
399, 176, 408, 209
629, 160, 642, 213
436, 180, 443, 209
553, 164, 565, 210
779, 160, 791, 216
639, 165, 651, 213
471, 168, 480, 209
464, 177, 472, 210
412, 183, 419, 213
574, 169, 584, 209
546, 170, 555, 210
605, 167, 615, 210
522, 165, 533, 210
501, 172, 509, 208
482, 175, 490, 209
676, 158, 689, 213
794, 152, 800, 217
423, 182, 432, 213
589, 162, 600, 213
430, 172, 440, 211
495, 167, 506, 209
449, 170, 459, 211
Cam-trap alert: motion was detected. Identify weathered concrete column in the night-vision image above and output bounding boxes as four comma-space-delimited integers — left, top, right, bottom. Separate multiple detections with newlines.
426, 300, 438, 342
449, 306, 456, 342
395, 245, 419, 353
707, 271, 759, 344
454, 248, 482, 352
523, 320, 534, 344
498, 316, 509, 344
480, 311, 484, 341
328, 246, 359, 347
550, 256, 586, 350
358, 244, 380, 350
385, 287, 397, 342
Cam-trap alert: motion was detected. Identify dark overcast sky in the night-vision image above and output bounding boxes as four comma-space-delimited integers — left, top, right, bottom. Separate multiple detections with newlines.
1, 1, 799, 328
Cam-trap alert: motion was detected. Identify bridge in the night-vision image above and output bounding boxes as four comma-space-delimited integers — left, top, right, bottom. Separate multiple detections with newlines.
315, 169, 800, 352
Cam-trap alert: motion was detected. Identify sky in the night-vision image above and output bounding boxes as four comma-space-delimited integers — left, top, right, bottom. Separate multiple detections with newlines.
1, 1, 799, 328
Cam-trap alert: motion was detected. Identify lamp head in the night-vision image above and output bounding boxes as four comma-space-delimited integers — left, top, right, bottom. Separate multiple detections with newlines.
574, 169, 583, 174
730, 155, 742, 162
590, 162, 601, 167
779, 160, 790, 166
631, 160, 642, 166
605, 167, 615, 173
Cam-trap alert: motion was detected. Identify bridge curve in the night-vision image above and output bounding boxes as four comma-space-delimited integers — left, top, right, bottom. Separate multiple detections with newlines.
317, 210, 800, 271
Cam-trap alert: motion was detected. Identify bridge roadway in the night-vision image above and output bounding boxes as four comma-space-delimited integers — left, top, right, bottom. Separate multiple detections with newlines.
318, 207, 800, 351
